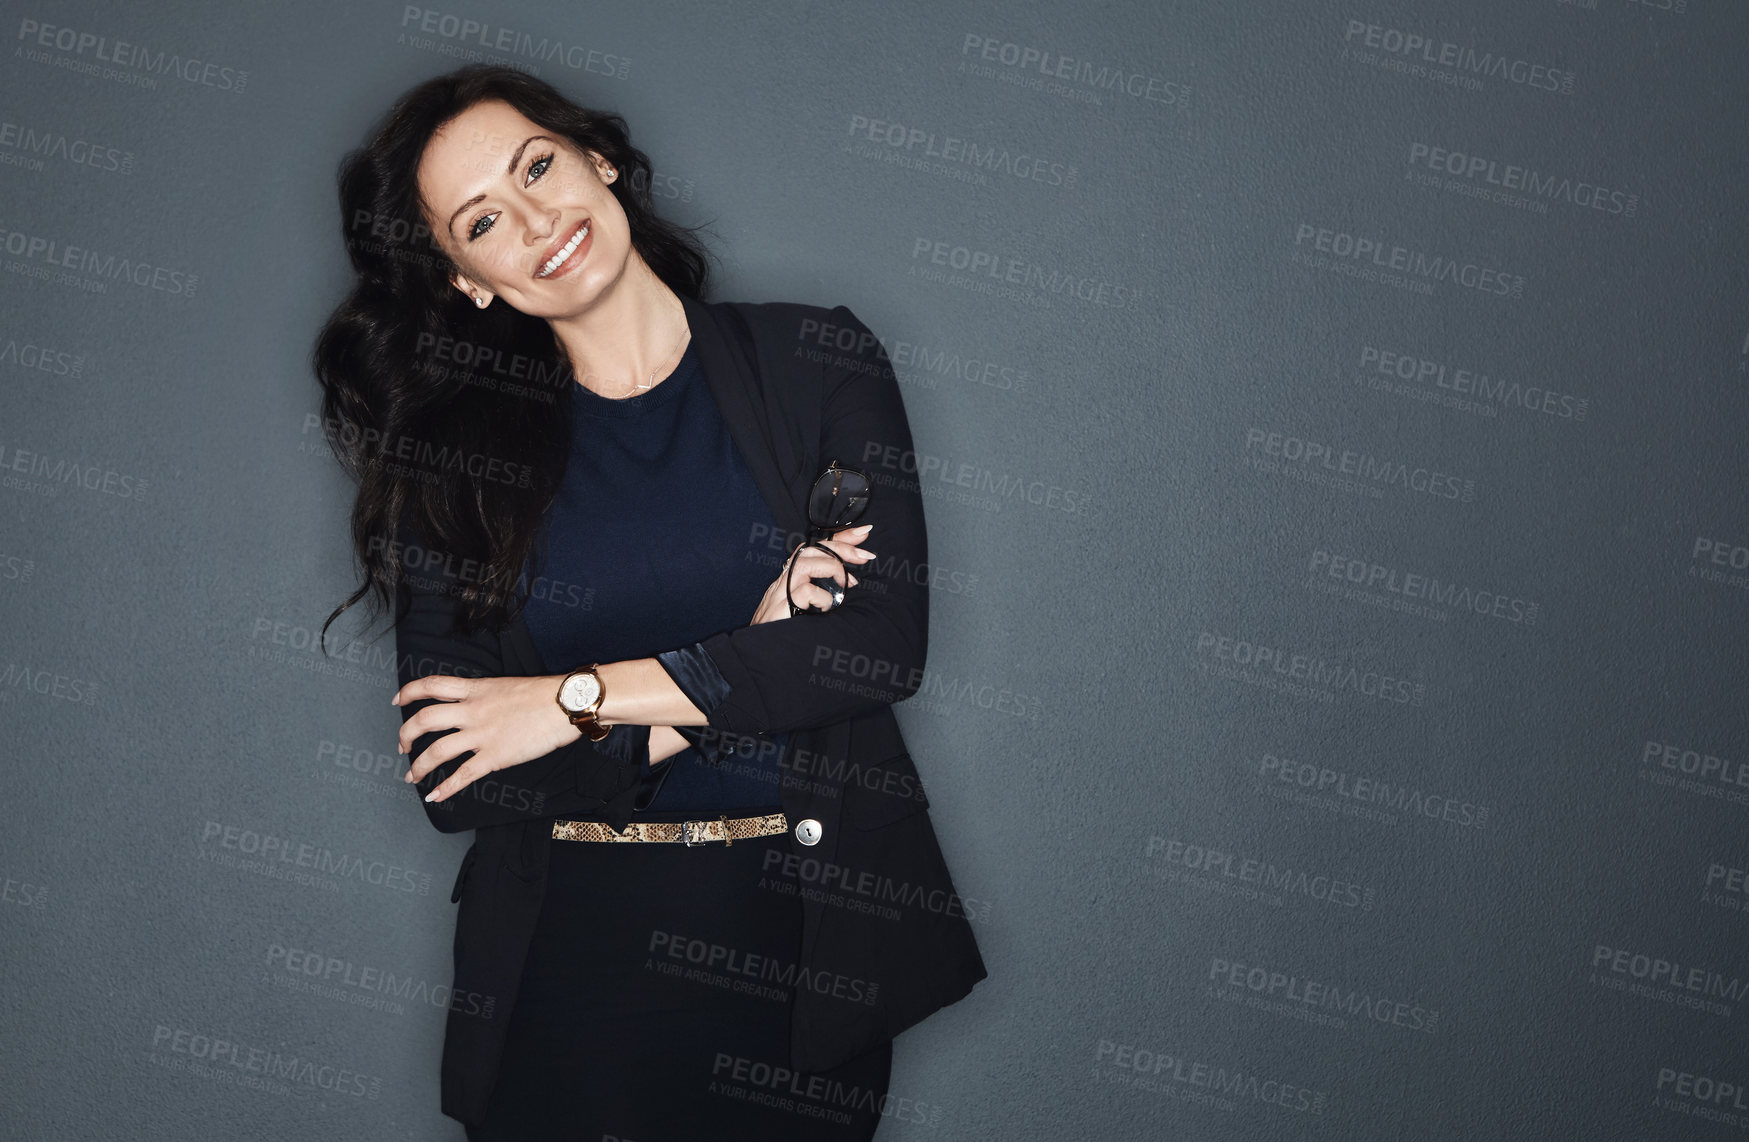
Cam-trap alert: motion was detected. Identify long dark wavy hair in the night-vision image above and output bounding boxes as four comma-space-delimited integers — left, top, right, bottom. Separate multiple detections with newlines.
312, 64, 712, 652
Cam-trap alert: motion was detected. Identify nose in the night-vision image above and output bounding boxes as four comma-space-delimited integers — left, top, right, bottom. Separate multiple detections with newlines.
521, 205, 558, 246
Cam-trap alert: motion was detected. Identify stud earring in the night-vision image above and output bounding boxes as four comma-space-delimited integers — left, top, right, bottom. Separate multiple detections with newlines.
473, 294, 488, 308
604, 168, 616, 181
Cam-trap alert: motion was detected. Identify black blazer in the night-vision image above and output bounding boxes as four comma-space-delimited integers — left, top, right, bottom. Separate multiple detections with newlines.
392, 292, 989, 1127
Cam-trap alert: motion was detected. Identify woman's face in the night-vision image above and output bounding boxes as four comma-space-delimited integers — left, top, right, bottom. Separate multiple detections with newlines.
416, 98, 630, 318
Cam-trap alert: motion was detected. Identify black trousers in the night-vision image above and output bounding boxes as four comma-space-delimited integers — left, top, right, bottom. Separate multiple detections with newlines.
465, 811, 893, 1141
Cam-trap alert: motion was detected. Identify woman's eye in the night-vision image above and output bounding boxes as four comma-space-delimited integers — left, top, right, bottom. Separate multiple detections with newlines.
466, 154, 554, 241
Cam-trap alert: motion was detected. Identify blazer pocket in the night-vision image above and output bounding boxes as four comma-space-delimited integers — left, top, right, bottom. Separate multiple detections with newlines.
842, 751, 932, 830
449, 842, 479, 904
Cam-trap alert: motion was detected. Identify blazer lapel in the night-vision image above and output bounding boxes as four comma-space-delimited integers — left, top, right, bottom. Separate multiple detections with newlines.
681, 293, 811, 542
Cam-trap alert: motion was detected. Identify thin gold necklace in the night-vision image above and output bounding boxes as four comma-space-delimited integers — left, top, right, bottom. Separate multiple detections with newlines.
593, 316, 691, 398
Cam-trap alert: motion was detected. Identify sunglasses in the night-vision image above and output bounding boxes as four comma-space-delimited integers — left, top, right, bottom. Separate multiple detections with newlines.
785, 460, 873, 617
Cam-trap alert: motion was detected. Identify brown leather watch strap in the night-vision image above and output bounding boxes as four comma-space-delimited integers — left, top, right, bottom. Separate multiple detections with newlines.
558, 664, 611, 741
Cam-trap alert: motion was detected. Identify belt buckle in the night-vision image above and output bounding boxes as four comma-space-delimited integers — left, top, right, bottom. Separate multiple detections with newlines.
680, 820, 703, 847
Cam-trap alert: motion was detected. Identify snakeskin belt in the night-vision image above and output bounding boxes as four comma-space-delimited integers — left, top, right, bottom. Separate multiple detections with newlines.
551, 811, 788, 847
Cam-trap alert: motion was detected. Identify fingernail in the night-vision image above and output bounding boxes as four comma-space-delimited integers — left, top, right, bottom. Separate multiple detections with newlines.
425, 790, 439, 802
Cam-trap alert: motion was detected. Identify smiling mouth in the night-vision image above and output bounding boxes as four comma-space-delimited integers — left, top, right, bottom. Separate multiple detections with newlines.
535, 219, 590, 279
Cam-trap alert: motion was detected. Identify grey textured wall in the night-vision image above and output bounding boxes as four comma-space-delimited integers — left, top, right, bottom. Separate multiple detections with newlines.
3, 0, 1746, 1138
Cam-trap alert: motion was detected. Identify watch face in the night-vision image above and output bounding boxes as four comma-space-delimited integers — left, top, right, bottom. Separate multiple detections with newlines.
560, 672, 601, 712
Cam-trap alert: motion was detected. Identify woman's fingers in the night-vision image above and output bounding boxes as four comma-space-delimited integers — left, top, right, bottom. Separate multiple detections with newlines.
392, 674, 472, 707
775, 526, 875, 615
787, 550, 850, 599
396, 699, 467, 756
817, 534, 875, 562
405, 730, 478, 786
787, 553, 857, 611
424, 752, 492, 803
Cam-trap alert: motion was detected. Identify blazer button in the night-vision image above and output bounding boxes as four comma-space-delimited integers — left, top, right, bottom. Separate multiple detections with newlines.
794, 818, 822, 846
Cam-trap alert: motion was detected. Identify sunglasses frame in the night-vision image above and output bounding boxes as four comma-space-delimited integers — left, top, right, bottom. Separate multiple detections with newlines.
785, 460, 873, 617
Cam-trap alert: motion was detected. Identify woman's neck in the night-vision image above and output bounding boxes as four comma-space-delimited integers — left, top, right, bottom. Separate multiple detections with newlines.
550, 259, 689, 400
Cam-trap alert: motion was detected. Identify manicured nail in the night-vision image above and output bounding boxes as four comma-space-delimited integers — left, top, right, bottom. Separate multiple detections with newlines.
425, 790, 439, 802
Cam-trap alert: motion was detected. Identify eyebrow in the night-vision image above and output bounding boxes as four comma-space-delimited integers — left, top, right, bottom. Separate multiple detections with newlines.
446, 134, 552, 236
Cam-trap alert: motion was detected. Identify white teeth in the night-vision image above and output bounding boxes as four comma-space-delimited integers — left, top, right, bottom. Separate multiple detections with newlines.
537, 221, 589, 277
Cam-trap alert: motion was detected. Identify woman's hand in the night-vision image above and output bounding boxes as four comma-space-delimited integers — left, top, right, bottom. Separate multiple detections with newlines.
749, 523, 876, 625
393, 673, 580, 802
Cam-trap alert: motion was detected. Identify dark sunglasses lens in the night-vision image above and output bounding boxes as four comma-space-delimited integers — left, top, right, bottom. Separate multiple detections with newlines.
809, 468, 871, 529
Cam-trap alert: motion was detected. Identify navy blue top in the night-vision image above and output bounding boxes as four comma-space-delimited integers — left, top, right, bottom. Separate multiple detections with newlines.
520, 338, 789, 814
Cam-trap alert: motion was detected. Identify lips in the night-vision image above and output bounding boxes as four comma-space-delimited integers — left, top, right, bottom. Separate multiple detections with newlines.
535, 218, 590, 279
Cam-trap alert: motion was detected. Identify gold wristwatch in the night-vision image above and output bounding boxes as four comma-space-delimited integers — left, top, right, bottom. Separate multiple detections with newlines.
555, 664, 610, 741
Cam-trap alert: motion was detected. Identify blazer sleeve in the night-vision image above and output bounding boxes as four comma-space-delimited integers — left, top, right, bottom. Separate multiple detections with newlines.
391, 562, 648, 835
696, 304, 929, 736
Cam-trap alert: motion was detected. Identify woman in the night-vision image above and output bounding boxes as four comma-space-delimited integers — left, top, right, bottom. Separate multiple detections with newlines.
312, 65, 987, 1139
